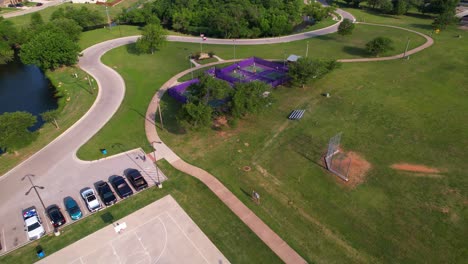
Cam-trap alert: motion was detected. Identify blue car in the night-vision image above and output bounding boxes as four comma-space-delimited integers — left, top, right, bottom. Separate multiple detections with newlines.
64, 197, 82, 220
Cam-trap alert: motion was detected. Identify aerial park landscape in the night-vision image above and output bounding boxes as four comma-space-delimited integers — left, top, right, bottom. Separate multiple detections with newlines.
0, 0, 466, 263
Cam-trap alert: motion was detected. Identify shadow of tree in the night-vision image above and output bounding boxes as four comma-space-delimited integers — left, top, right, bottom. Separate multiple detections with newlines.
342, 45, 368, 56
126, 43, 140, 55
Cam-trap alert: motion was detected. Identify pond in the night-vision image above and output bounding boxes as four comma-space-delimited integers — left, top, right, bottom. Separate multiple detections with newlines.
0, 60, 58, 131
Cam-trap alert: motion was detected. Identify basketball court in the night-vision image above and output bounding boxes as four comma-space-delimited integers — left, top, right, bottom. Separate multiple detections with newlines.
38, 195, 229, 264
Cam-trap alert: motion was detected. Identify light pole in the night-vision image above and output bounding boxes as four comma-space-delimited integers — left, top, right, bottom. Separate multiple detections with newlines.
22, 174, 46, 211
283, 49, 287, 67
189, 54, 194, 79
403, 37, 410, 59
306, 41, 309, 57
151, 141, 163, 188
105, 6, 111, 29
233, 39, 236, 60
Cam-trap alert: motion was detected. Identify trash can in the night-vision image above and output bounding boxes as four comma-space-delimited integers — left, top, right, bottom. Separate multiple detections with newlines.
101, 149, 107, 155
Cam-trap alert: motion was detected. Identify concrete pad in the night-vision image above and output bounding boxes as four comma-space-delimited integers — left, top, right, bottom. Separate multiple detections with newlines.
37, 195, 229, 264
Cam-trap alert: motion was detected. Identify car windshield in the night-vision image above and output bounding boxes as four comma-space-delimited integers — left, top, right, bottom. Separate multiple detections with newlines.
69, 205, 79, 213
103, 192, 114, 199
86, 195, 96, 202
134, 178, 145, 185
27, 222, 41, 231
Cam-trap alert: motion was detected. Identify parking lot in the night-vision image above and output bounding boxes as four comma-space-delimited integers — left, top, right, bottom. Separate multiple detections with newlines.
37, 195, 229, 264
0, 149, 166, 253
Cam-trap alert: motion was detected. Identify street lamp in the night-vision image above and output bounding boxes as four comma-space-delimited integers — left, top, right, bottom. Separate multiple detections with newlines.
22, 174, 46, 211
189, 54, 194, 79
233, 39, 236, 60
150, 141, 163, 188
306, 41, 309, 57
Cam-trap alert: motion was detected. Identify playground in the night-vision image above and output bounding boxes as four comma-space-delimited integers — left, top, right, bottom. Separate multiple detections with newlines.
207, 57, 289, 87
168, 57, 289, 103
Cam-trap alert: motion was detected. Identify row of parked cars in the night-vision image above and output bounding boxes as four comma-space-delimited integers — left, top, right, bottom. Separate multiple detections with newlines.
23, 169, 149, 240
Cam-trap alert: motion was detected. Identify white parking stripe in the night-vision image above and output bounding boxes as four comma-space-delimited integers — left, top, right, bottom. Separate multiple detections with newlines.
41, 209, 52, 233
76, 196, 88, 216
1, 228, 6, 251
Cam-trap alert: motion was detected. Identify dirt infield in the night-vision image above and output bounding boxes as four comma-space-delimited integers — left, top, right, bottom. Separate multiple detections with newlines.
391, 163, 440, 174
325, 150, 371, 188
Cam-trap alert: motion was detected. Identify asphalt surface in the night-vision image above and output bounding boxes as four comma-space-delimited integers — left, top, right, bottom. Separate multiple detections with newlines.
2, 0, 64, 19
0, 6, 358, 255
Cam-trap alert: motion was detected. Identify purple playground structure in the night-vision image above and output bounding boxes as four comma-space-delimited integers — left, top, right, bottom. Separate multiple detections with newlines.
167, 79, 199, 103
207, 57, 288, 87
168, 57, 289, 103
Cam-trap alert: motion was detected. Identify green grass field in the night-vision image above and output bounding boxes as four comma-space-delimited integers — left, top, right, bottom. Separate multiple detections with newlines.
77, 23, 426, 160
0, 161, 281, 263
157, 23, 468, 264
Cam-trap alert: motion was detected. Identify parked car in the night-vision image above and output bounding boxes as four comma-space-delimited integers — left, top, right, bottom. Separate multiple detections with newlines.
96, 181, 117, 206
15, 3, 23, 7
111, 176, 133, 198
124, 169, 148, 191
64, 197, 82, 220
8, 4, 15, 7
22, 207, 45, 240
47, 205, 66, 228
36, 2, 43, 6
81, 188, 102, 212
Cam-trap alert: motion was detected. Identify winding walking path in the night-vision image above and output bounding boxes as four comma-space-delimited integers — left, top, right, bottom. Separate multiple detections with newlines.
1, 6, 435, 263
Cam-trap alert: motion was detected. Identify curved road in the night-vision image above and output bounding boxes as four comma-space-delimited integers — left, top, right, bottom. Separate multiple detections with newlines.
0, 6, 433, 260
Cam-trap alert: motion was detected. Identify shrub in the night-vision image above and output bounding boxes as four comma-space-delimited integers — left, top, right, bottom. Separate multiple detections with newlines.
365, 37, 394, 56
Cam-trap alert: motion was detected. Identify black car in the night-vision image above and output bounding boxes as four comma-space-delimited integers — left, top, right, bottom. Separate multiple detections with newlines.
111, 176, 133, 198
96, 181, 117, 206
125, 169, 148, 191
47, 205, 66, 228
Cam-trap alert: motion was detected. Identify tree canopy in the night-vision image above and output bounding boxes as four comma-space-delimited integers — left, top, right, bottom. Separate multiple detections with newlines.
136, 23, 167, 54
231, 81, 273, 118
288, 57, 340, 87
20, 30, 80, 70
51, 6, 104, 29
365, 36, 394, 56
121, 0, 305, 38
0, 112, 38, 152
338, 18, 355, 36
0, 17, 19, 64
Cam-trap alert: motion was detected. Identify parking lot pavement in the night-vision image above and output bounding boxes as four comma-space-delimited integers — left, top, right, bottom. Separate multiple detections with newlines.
0, 149, 166, 254
37, 195, 229, 264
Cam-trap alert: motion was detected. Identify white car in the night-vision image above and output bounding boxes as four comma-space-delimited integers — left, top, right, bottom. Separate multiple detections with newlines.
23, 207, 45, 240
81, 188, 102, 212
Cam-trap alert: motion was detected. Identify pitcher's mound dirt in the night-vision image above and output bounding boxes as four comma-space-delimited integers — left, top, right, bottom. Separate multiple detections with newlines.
391, 163, 440, 174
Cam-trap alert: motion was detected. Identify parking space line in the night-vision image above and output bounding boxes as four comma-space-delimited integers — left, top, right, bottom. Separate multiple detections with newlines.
1, 228, 6, 252
76, 196, 88, 217
41, 209, 52, 233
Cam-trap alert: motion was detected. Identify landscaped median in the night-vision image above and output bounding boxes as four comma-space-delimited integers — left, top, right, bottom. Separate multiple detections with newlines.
0, 161, 282, 263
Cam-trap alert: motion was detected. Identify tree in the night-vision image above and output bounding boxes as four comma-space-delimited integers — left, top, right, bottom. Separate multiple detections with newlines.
288, 57, 340, 88
0, 17, 19, 64
46, 18, 82, 42
303, 2, 329, 22
177, 102, 213, 130
393, 0, 409, 15
136, 23, 167, 54
41, 110, 60, 129
0, 112, 38, 152
20, 30, 80, 70
29, 12, 44, 32
432, 11, 457, 29
51, 6, 104, 29
231, 81, 273, 118
366, 37, 394, 56
187, 75, 233, 105
0, 41, 14, 64
338, 19, 355, 36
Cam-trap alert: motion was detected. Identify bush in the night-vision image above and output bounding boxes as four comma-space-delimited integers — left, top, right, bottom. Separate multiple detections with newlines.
337, 19, 355, 36
366, 37, 394, 56
208, 51, 215, 58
